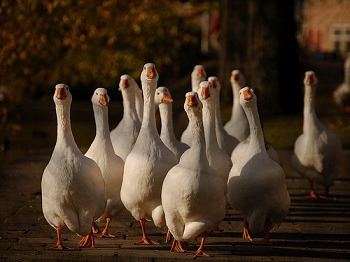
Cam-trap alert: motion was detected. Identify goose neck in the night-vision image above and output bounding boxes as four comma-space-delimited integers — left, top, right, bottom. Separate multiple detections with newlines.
244, 104, 266, 153
303, 84, 320, 133
202, 100, 220, 150
122, 90, 139, 121
159, 103, 176, 140
141, 80, 158, 132
55, 103, 74, 140
93, 104, 111, 139
215, 93, 224, 127
188, 111, 209, 165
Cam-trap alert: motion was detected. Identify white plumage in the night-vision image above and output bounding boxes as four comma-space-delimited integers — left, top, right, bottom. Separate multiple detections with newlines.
180, 65, 207, 146
162, 92, 225, 258
155, 86, 189, 161
85, 88, 124, 238
227, 86, 290, 244
208, 76, 238, 155
224, 70, 250, 142
41, 84, 106, 249
111, 75, 142, 161
292, 71, 344, 198
333, 53, 350, 112
120, 63, 177, 245
198, 81, 232, 187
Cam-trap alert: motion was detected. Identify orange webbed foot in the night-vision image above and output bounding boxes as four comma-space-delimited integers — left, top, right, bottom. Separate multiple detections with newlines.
186, 250, 210, 258
134, 236, 159, 245
95, 231, 116, 238
48, 243, 73, 251
170, 239, 188, 253
79, 232, 95, 248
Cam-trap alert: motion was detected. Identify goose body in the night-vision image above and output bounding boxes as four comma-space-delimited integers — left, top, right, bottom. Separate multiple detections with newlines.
120, 63, 177, 244
180, 65, 207, 146
41, 84, 106, 249
162, 92, 225, 257
292, 71, 344, 198
111, 75, 141, 161
85, 88, 124, 237
333, 53, 350, 112
224, 70, 250, 141
208, 76, 238, 155
198, 81, 232, 186
155, 86, 189, 161
227, 87, 290, 243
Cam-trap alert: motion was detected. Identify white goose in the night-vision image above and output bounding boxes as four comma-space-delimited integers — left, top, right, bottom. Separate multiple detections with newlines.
120, 63, 177, 245
162, 92, 225, 258
111, 75, 141, 161
333, 53, 350, 112
208, 76, 238, 155
198, 81, 232, 187
155, 86, 189, 161
85, 88, 124, 238
180, 65, 207, 146
227, 87, 290, 244
224, 70, 249, 142
292, 71, 344, 198
131, 76, 144, 122
41, 84, 106, 250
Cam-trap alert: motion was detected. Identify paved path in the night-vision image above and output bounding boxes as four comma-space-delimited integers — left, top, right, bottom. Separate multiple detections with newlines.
0, 149, 349, 261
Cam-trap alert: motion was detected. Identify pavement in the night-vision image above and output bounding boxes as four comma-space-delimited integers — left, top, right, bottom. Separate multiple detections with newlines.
0, 148, 349, 261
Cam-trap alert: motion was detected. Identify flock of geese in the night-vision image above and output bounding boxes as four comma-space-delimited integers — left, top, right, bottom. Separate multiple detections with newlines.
41, 61, 345, 257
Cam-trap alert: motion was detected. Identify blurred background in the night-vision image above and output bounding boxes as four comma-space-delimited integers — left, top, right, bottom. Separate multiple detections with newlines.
1, 0, 350, 167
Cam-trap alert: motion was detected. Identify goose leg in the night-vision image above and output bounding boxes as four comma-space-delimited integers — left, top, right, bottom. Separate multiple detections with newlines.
166, 229, 172, 243
306, 179, 326, 199
242, 219, 253, 241
92, 222, 101, 234
134, 218, 159, 245
49, 226, 72, 250
186, 231, 210, 258
96, 217, 116, 238
253, 219, 273, 245
79, 227, 95, 248
170, 239, 188, 253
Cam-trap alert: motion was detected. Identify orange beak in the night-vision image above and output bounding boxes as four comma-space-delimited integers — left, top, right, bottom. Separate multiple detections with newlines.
232, 72, 238, 81
307, 74, 313, 84
201, 87, 211, 99
162, 93, 173, 103
56, 88, 67, 100
209, 79, 217, 89
243, 89, 253, 101
118, 79, 129, 91
197, 68, 205, 77
99, 94, 108, 106
187, 95, 198, 107
146, 66, 156, 79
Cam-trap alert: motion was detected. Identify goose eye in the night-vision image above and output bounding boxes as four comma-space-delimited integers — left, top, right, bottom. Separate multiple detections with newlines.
96, 92, 98, 95
157, 92, 159, 95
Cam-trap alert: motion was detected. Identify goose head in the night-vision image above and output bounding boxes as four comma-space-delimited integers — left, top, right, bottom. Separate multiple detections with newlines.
154, 86, 173, 106
119, 74, 131, 91
239, 86, 256, 108
191, 65, 207, 91
230, 70, 246, 88
208, 76, 221, 94
304, 71, 318, 87
184, 91, 202, 114
198, 81, 215, 103
141, 63, 159, 83
54, 83, 72, 105
92, 87, 110, 107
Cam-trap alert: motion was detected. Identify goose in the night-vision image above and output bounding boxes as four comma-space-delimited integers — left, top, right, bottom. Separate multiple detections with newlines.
155, 86, 189, 161
41, 84, 106, 250
130, 76, 144, 122
224, 70, 250, 141
111, 75, 142, 161
198, 81, 232, 187
208, 76, 239, 155
227, 86, 290, 244
292, 71, 344, 198
85, 88, 124, 238
162, 92, 226, 258
120, 63, 177, 245
180, 65, 207, 146
333, 52, 350, 112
